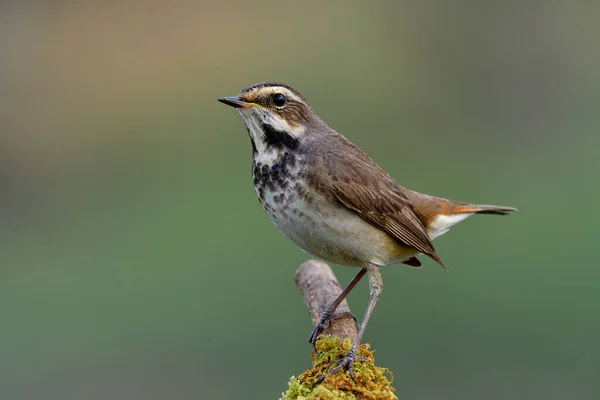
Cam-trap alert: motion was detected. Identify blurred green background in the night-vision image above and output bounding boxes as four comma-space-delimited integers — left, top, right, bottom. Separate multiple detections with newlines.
1, 1, 599, 399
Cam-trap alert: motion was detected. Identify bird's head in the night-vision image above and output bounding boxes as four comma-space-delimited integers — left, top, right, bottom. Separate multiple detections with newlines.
218, 82, 325, 162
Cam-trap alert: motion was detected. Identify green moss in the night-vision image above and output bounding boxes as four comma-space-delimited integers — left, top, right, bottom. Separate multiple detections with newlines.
281, 336, 397, 400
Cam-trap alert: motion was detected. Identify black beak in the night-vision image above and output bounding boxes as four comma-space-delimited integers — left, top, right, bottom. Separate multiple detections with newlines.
217, 96, 251, 108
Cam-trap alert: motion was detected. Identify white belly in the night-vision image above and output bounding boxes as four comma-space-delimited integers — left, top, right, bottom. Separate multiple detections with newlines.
260, 187, 417, 267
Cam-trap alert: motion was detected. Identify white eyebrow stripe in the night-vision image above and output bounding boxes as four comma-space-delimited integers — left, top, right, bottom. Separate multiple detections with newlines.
253, 87, 304, 104
278, 88, 303, 103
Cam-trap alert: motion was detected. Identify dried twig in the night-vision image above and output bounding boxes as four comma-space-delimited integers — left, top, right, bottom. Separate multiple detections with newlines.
295, 260, 357, 343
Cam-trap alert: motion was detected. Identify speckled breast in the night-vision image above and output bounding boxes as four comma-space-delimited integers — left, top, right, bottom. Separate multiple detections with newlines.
252, 151, 302, 225
251, 151, 415, 267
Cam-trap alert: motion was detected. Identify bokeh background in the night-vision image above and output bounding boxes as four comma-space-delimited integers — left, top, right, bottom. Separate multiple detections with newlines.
1, 1, 599, 399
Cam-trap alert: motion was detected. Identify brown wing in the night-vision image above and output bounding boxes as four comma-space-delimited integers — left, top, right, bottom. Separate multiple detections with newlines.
314, 134, 446, 267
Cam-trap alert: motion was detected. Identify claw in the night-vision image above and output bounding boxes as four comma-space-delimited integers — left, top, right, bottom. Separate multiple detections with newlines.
313, 349, 371, 386
308, 311, 359, 345
308, 322, 330, 344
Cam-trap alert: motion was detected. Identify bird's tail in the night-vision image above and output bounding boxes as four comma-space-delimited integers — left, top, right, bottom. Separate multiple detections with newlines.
450, 203, 517, 216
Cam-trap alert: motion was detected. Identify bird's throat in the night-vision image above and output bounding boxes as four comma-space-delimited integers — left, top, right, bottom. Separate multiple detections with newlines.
261, 122, 300, 150
240, 111, 300, 166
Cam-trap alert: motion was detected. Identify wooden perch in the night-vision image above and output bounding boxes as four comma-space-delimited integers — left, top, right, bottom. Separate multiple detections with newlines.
295, 260, 357, 343
283, 260, 398, 400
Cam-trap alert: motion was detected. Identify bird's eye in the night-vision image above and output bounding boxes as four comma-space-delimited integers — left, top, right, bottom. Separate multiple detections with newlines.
273, 93, 286, 107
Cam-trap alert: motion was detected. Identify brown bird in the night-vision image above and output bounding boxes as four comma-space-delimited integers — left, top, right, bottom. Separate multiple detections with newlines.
218, 82, 516, 383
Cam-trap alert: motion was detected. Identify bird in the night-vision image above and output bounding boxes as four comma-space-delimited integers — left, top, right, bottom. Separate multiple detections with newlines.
217, 82, 516, 383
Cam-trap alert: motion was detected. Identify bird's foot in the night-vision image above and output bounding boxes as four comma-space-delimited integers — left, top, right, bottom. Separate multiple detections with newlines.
308, 311, 359, 345
314, 347, 371, 385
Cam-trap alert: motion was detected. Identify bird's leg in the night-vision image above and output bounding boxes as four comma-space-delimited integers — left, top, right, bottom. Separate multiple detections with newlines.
315, 263, 382, 385
308, 267, 367, 345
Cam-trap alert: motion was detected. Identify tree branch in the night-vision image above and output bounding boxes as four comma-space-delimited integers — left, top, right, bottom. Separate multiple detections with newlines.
283, 260, 397, 399
295, 260, 357, 343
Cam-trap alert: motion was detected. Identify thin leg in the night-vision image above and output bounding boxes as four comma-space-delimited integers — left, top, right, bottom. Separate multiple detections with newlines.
350, 264, 382, 349
308, 267, 367, 345
315, 263, 382, 385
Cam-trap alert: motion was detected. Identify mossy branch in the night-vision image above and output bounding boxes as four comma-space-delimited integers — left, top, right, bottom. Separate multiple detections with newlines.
281, 260, 397, 400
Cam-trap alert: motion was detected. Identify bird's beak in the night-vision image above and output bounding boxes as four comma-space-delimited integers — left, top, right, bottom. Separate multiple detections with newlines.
217, 96, 255, 109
